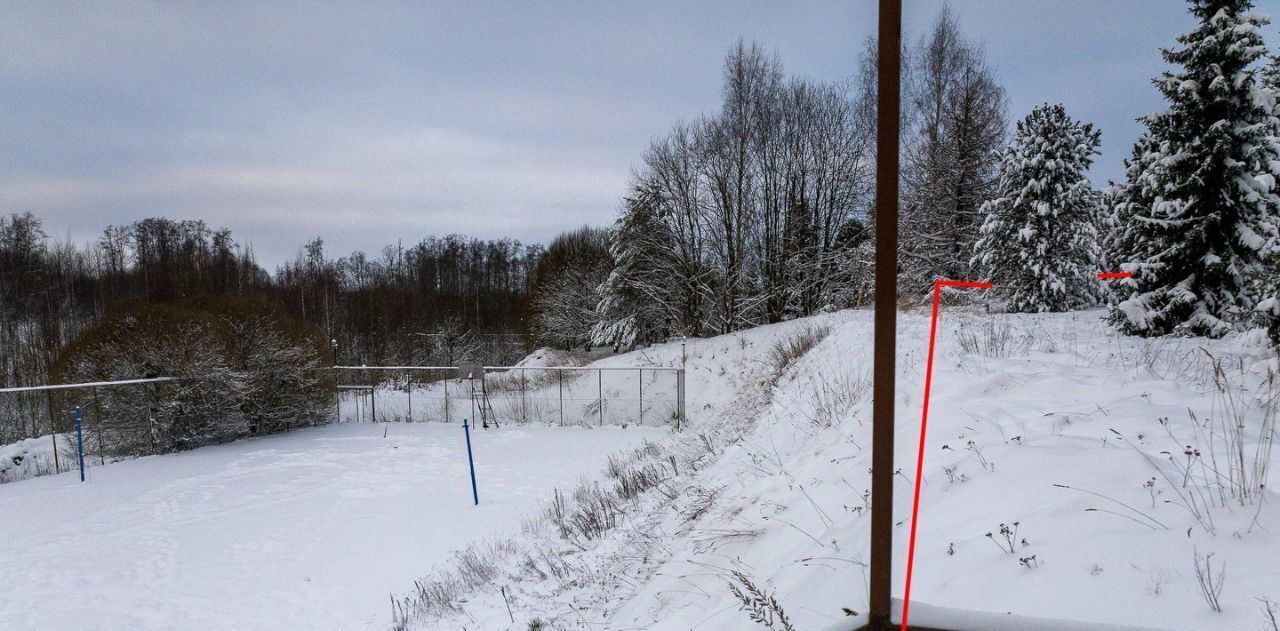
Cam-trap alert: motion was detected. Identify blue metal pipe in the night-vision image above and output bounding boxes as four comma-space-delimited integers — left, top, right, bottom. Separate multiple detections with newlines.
463, 419, 478, 505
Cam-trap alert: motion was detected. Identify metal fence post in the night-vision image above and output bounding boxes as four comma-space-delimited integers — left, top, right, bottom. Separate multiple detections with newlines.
558, 369, 564, 426
677, 368, 685, 431
444, 377, 451, 423
407, 371, 413, 422
521, 368, 527, 422
46, 390, 59, 473
369, 369, 378, 423
93, 386, 105, 465
147, 382, 158, 455
638, 368, 644, 425
74, 406, 85, 482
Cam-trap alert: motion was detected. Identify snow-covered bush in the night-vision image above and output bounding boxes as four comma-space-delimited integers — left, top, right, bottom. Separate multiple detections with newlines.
51, 297, 329, 456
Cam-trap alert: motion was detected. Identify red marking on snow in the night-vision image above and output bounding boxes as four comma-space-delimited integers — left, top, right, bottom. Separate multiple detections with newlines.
1096, 271, 1133, 280
901, 279, 992, 631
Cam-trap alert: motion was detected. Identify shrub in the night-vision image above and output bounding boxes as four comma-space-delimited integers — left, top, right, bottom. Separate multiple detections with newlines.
50, 297, 330, 456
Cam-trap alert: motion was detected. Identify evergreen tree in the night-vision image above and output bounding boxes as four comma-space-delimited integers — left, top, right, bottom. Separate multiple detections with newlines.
973, 104, 1103, 312
1257, 55, 1280, 344
1109, 0, 1280, 338
590, 192, 677, 350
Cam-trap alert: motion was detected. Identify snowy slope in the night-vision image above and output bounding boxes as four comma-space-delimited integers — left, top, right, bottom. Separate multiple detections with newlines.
404, 308, 1280, 631
0, 423, 663, 630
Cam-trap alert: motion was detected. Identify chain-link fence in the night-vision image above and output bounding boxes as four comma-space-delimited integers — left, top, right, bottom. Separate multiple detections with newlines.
1, 364, 684, 482
333, 366, 685, 428
0, 377, 177, 482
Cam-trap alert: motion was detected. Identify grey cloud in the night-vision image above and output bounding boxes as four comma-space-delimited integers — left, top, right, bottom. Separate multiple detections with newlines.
2, 0, 1276, 266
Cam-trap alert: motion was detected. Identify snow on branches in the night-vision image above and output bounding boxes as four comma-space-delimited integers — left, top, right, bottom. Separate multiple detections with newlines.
973, 103, 1103, 312
1109, 0, 1280, 340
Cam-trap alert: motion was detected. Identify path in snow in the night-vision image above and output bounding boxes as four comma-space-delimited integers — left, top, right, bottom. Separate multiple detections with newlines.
0, 422, 662, 630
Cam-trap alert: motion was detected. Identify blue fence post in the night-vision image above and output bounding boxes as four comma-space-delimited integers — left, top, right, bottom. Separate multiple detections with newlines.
463, 419, 479, 506
74, 406, 85, 482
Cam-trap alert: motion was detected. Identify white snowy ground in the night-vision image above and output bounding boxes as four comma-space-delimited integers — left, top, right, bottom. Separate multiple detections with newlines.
0, 422, 663, 630
404, 308, 1280, 631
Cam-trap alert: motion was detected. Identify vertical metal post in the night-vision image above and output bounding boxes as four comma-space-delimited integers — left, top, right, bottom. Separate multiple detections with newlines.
558, 369, 564, 426
638, 368, 644, 425
147, 382, 158, 455
444, 377, 451, 423
407, 372, 413, 422
598, 369, 604, 426
463, 419, 479, 505
369, 369, 378, 423
521, 368, 527, 422
93, 386, 105, 465
75, 406, 85, 482
46, 390, 59, 473
870, 0, 902, 628
332, 339, 339, 423
677, 369, 685, 431
480, 369, 492, 427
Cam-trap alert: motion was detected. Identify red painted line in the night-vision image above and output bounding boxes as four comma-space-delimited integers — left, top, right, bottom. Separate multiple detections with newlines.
901, 278, 991, 631
1096, 271, 1133, 280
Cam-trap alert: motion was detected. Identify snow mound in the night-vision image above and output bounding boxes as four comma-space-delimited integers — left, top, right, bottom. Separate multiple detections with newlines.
403, 308, 1280, 631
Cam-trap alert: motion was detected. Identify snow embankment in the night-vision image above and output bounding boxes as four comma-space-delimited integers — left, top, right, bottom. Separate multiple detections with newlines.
403, 308, 1280, 631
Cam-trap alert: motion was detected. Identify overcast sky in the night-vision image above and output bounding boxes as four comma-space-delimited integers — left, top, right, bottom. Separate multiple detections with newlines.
3, 1, 1279, 268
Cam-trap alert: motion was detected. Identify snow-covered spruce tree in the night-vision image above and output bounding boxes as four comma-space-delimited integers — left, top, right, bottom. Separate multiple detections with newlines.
1096, 182, 1125, 275
590, 192, 677, 350
1257, 55, 1280, 345
1109, 0, 1280, 338
973, 104, 1102, 312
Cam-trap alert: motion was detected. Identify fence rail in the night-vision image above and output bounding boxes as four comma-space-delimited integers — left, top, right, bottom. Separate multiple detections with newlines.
332, 365, 685, 429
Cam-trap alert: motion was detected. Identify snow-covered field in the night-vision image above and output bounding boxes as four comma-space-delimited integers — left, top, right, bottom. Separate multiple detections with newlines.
2, 307, 1276, 631
0, 422, 664, 630
401, 308, 1280, 631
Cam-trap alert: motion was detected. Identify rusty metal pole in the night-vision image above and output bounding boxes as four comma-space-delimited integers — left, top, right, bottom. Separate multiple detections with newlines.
870, 0, 902, 629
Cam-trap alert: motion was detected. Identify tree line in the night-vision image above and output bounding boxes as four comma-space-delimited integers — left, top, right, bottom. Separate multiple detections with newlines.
0, 215, 541, 391
536, 8, 1008, 350
536, 1, 1277, 350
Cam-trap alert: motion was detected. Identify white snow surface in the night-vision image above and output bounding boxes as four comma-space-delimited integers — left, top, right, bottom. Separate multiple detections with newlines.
405, 308, 1280, 631
0, 422, 663, 630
